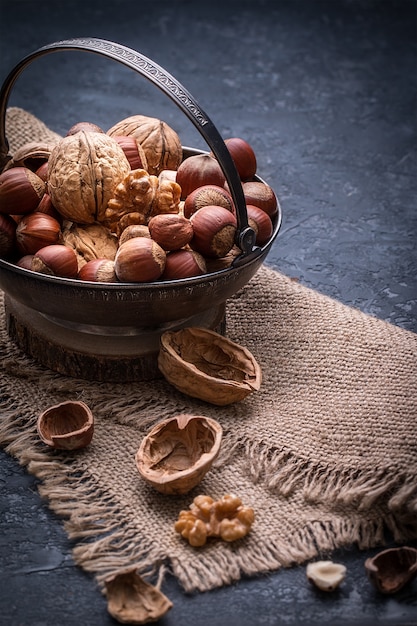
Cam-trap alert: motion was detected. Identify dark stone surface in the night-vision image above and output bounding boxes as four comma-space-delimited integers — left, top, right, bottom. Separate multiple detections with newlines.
0, 1, 416, 624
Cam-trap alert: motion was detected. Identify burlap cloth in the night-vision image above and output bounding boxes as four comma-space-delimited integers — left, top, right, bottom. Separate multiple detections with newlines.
0, 108, 416, 593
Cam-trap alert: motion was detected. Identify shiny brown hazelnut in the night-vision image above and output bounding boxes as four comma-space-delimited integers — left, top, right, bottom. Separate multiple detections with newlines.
161, 249, 207, 280
31, 244, 79, 278
16, 254, 34, 270
78, 258, 117, 282
0, 213, 17, 258
183, 184, 235, 219
0, 166, 46, 215
112, 135, 148, 171
37, 400, 94, 450
118, 224, 151, 247
176, 154, 226, 199
242, 181, 278, 218
224, 137, 257, 180
34, 193, 61, 220
35, 161, 49, 182
148, 213, 194, 251
114, 237, 166, 282
246, 204, 274, 246
189, 205, 237, 258
16, 212, 62, 255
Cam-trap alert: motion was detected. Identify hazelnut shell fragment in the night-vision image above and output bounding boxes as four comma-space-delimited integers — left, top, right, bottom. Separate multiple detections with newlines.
364, 547, 417, 594
105, 568, 173, 624
37, 400, 94, 450
158, 327, 262, 405
136, 414, 222, 495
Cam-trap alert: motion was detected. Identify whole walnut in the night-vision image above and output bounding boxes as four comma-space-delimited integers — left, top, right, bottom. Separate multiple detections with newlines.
47, 131, 130, 224
107, 115, 182, 176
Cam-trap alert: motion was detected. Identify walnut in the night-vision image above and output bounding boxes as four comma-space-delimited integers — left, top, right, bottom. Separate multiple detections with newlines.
105, 568, 173, 624
107, 114, 183, 176
47, 131, 130, 224
2, 140, 58, 172
174, 494, 255, 547
104, 169, 181, 233
62, 221, 118, 270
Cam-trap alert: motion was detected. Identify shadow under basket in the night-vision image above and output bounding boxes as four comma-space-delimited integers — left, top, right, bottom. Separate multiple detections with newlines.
0, 38, 282, 382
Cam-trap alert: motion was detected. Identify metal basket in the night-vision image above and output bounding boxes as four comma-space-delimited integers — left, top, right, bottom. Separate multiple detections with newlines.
0, 38, 282, 380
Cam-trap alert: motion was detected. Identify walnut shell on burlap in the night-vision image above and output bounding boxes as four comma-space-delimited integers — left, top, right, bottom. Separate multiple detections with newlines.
47, 131, 131, 224
107, 114, 183, 176
135, 414, 223, 495
61, 221, 119, 270
105, 568, 173, 624
158, 327, 262, 406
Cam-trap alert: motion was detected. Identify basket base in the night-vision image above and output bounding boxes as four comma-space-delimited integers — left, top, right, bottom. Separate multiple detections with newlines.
4, 295, 226, 382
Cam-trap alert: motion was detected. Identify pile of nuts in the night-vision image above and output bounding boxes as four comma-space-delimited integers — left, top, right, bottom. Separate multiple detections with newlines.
0, 114, 278, 282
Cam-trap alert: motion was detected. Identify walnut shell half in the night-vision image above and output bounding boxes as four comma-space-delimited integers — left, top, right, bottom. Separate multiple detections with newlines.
158, 327, 262, 406
37, 400, 94, 450
105, 568, 173, 624
364, 547, 417, 594
136, 414, 222, 495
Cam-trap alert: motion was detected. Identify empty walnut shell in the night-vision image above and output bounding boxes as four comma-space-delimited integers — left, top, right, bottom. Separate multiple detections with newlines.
158, 327, 262, 406
105, 568, 173, 624
364, 547, 417, 594
136, 414, 222, 495
37, 400, 94, 450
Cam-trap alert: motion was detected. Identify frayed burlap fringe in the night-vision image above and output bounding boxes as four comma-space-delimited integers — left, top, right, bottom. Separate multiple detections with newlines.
0, 107, 417, 593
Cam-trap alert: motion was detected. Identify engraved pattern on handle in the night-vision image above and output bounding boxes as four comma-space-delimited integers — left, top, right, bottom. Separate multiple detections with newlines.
0, 38, 257, 254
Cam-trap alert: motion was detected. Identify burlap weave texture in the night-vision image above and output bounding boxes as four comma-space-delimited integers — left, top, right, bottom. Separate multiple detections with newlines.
0, 108, 416, 593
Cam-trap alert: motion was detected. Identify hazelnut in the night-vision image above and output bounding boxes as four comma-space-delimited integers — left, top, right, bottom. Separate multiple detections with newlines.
189, 205, 237, 258
0, 166, 46, 215
31, 244, 79, 278
306, 561, 347, 592
0, 213, 16, 259
242, 181, 278, 218
246, 204, 273, 246
224, 137, 257, 180
35, 161, 49, 182
161, 249, 207, 280
16, 212, 62, 255
35, 193, 61, 220
118, 224, 151, 247
16, 254, 34, 270
148, 213, 193, 251
112, 135, 148, 171
37, 400, 94, 450
114, 237, 166, 282
78, 258, 117, 282
176, 154, 226, 199
183, 184, 235, 218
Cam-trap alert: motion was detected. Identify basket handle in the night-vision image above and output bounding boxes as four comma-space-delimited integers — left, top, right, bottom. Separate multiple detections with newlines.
0, 37, 258, 257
